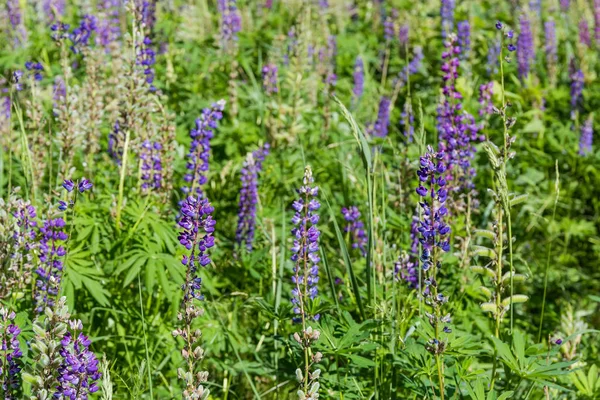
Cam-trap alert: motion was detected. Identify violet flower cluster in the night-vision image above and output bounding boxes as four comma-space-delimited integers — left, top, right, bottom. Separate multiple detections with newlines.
579, 19, 591, 47
569, 64, 584, 119
352, 56, 364, 105
0, 308, 22, 398
487, 39, 501, 76
457, 20, 470, 59
56, 320, 101, 399
416, 147, 452, 346
544, 21, 557, 74
178, 196, 216, 301
43, 0, 66, 22
236, 144, 270, 252
392, 46, 423, 89
579, 116, 593, 156
437, 35, 482, 192
478, 82, 494, 117
595, 0, 600, 45
11, 201, 38, 277
25, 61, 44, 82
140, 140, 163, 192
218, 0, 242, 49
291, 166, 321, 323
399, 24, 409, 46
368, 96, 391, 138
137, 36, 156, 91
70, 14, 98, 53
34, 217, 68, 313
262, 64, 278, 95
7, 0, 27, 47
341, 206, 367, 257
440, 0, 455, 39
416, 148, 451, 256
97, 0, 121, 49
107, 121, 124, 164
183, 100, 226, 198
517, 15, 534, 79
174, 196, 215, 399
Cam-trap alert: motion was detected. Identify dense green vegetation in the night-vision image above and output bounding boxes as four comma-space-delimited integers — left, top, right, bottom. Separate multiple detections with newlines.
1, 0, 599, 399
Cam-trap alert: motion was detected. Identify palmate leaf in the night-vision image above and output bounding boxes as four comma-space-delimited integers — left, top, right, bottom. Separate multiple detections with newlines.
491, 331, 575, 392
64, 245, 110, 307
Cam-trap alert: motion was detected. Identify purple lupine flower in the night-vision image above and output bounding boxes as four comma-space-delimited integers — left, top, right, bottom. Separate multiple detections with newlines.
529, 0, 541, 16
579, 19, 591, 47
457, 20, 471, 59
517, 15, 534, 79
352, 56, 364, 104
218, 0, 242, 49
368, 97, 391, 138
569, 63, 584, 119
97, 0, 121, 48
178, 196, 216, 300
182, 100, 226, 198
400, 100, 414, 142
10, 200, 38, 291
62, 179, 75, 192
236, 144, 270, 251
53, 76, 66, 116
437, 35, 483, 192
394, 252, 417, 288
580, 116, 593, 156
78, 178, 93, 193
595, 0, 600, 45
440, 0, 455, 39
138, 0, 156, 30
416, 147, 451, 253
399, 24, 409, 46
34, 218, 68, 313
384, 16, 395, 42
137, 36, 156, 91
392, 45, 423, 88
416, 147, 452, 340
283, 27, 297, 66
478, 82, 494, 116
0, 309, 23, 398
43, 0, 66, 22
560, 0, 569, 11
290, 166, 321, 323
70, 15, 98, 53
319, 0, 329, 9
1, 95, 10, 124
487, 39, 501, 76
341, 206, 367, 257
25, 61, 44, 82
545, 21, 557, 72
6, 0, 27, 47
108, 121, 123, 164
55, 320, 101, 399
140, 141, 163, 192
262, 64, 278, 95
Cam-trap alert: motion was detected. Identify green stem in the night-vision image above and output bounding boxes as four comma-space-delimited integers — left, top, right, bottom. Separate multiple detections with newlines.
538, 162, 560, 342
115, 129, 131, 232
137, 273, 153, 398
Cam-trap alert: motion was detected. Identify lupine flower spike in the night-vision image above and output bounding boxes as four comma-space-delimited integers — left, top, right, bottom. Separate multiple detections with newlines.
173, 195, 216, 399
0, 308, 23, 398
236, 144, 270, 252
183, 100, 226, 198
291, 166, 322, 400
341, 206, 367, 257
415, 146, 452, 353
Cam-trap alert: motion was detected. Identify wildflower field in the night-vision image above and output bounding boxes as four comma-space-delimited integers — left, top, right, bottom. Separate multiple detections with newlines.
1, 0, 600, 398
